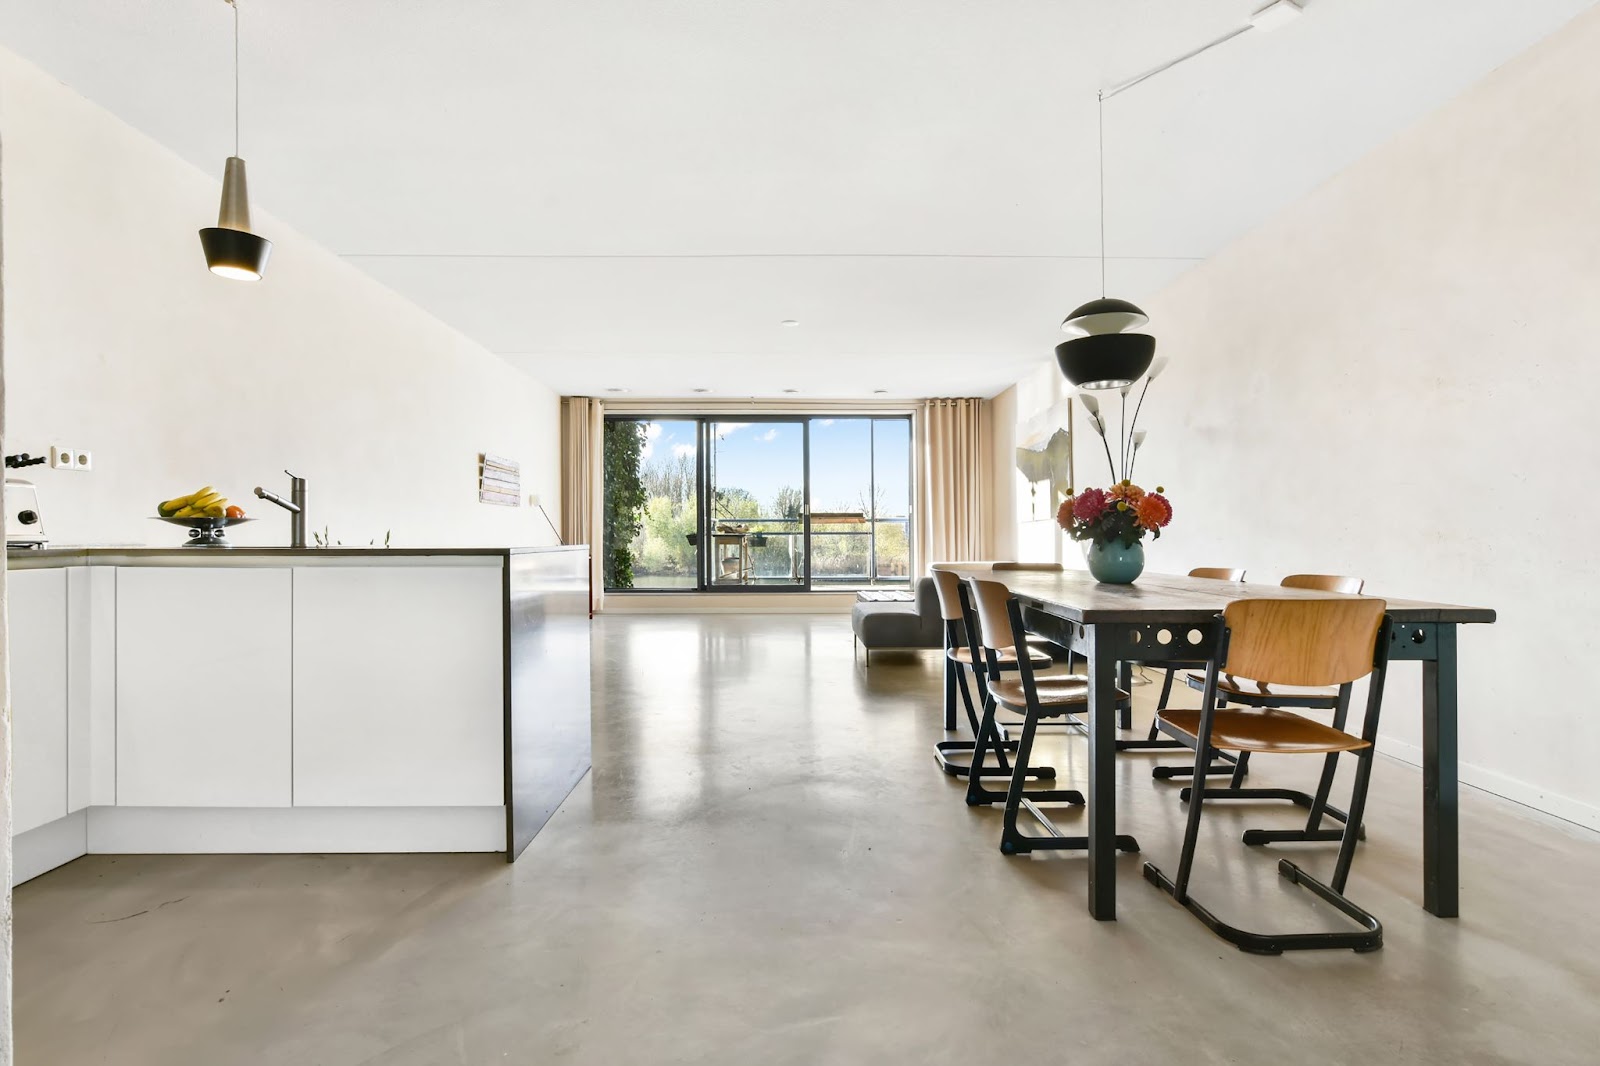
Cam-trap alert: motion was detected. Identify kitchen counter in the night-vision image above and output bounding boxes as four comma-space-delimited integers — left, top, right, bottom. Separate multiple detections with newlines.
6, 544, 592, 885
8, 544, 583, 567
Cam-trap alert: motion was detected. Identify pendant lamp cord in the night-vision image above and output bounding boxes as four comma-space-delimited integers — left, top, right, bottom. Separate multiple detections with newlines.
230, 0, 240, 157
1097, 89, 1105, 299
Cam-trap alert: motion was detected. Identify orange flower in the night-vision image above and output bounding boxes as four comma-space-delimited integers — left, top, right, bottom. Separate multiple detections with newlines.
1135, 492, 1173, 531
1109, 480, 1145, 505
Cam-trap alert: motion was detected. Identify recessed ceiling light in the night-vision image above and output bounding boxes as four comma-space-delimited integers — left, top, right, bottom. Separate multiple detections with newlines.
780, 319, 800, 328
604, 387, 630, 393
873, 389, 889, 395
692, 387, 711, 393
782, 388, 799, 394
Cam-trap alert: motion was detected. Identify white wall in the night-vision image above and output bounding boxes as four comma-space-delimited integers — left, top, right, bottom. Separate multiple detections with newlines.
0, 47, 560, 549
994, 7, 1600, 828
1, 123, 14, 1061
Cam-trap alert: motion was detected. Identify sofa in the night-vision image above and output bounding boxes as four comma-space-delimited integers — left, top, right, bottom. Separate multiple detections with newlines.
851, 576, 951, 664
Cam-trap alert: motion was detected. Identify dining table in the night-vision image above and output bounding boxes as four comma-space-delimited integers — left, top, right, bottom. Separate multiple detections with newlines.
945, 567, 1496, 922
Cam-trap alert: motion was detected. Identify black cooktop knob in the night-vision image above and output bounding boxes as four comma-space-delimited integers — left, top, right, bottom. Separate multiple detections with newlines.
17, 509, 39, 525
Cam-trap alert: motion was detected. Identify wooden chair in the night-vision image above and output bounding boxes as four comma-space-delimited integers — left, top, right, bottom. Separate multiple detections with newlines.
928, 566, 1055, 781
963, 577, 1138, 857
989, 561, 1076, 662
1117, 567, 1245, 755
1143, 597, 1392, 954
1154, 572, 1366, 788
1179, 574, 1366, 708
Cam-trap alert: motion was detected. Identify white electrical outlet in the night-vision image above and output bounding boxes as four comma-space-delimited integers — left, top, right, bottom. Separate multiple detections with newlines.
528, 493, 540, 508
49, 444, 76, 469
75, 450, 93, 471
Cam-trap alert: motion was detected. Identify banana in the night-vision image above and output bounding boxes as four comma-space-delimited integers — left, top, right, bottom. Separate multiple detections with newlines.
161, 486, 230, 519
158, 491, 198, 516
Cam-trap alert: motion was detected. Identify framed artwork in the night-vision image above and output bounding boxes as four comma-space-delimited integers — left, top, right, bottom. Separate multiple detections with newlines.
1014, 398, 1073, 523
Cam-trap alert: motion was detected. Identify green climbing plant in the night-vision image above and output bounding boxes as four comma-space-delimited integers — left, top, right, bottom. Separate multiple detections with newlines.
602, 420, 649, 589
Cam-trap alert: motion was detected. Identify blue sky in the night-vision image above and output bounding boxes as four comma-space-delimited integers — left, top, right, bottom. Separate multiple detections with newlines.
641, 418, 910, 518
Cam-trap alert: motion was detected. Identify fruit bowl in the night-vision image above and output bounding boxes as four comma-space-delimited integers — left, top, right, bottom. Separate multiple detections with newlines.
152, 515, 253, 547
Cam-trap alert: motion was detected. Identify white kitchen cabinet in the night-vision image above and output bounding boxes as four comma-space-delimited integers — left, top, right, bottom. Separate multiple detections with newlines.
292, 565, 503, 806
116, 567, 293, 807
10, 568, 70, 834
67, 565, 118, 809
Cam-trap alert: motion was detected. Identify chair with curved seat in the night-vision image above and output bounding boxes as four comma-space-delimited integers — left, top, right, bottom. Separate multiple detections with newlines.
1144, 596, 1392, 953
963, 576, 1138, 857
1158, 573, 1370, 840
1178, 574, 1365, 707
928, 566, 1055, 781
1153, 572, 1365, 787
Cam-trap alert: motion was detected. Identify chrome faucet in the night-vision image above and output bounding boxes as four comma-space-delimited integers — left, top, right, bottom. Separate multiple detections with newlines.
255, 470, 306, 548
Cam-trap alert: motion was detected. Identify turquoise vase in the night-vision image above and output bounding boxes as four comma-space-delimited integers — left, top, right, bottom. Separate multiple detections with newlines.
1086, 538, 1145, 584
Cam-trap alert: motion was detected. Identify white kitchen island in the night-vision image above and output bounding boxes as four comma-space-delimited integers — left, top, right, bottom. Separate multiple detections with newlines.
6, 545, 591, 885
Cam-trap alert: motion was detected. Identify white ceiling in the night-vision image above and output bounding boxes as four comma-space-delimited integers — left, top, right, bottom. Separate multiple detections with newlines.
1, 0, 1593, 398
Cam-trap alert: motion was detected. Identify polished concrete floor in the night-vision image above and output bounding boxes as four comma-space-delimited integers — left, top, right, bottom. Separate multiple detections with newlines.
15, 615, 1600, 1064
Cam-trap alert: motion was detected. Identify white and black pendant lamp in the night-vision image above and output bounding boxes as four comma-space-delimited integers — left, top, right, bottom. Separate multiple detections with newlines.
199, 0, 272, 281
1055, 91, 1154, 390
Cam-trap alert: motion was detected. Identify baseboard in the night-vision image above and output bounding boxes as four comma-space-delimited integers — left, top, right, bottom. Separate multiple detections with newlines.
86, 805, 507, 855
1379, 733, 1600, 833
13, 809, 89, 886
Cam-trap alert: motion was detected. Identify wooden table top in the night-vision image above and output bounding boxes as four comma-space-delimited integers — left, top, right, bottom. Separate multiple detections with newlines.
942, 568, 1496, 626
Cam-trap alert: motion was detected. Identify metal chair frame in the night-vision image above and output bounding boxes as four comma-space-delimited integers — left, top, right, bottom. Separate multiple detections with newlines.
1143, 609, 1393, 954
933, 583, 1055, 782
964, 582, 1139, 858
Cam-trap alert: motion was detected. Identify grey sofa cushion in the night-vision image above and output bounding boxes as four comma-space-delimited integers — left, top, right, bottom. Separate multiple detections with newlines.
851, 576, 945, 651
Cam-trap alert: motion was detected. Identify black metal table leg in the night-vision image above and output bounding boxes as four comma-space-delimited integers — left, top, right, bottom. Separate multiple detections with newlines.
1086, 623, 1118, 921
1422, 624, 1459, 918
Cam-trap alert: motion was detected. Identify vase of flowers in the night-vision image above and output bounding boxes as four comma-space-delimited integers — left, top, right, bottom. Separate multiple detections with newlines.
1057, 481, 1173, 585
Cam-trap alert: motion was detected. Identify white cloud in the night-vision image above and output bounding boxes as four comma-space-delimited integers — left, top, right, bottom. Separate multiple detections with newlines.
640, 421, 665, 459
714, 422, 751, 440
817, 418, 835, 427
672, 443, 696, 459
757, 428, 779, 442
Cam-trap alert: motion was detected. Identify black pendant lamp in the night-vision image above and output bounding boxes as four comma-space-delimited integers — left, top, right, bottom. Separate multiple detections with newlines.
1055, 91, 1153, 390
199, 0, 272, 281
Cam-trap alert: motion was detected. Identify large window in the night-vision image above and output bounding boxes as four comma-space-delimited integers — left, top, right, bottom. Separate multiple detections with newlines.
603, 415, 913, 592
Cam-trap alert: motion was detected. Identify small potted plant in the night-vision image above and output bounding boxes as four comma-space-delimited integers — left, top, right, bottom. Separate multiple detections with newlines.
1057, 481, 1172, 584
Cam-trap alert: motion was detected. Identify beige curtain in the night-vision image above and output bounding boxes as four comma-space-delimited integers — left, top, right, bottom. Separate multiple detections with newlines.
560, 397, 605, 612
917, 398, 991, 572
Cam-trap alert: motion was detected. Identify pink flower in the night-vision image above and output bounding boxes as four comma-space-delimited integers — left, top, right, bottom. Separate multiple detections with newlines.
1073, 488, 1109, 523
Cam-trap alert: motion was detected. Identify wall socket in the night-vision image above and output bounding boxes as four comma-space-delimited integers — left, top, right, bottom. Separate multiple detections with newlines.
48, 445, 92, 471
